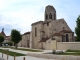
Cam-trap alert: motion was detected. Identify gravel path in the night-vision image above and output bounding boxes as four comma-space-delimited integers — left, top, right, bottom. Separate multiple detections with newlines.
0, 58, 5, 60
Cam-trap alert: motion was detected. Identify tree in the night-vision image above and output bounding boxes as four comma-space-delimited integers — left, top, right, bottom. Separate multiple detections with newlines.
75, 15, 80, 41
0, 34, 4, 46
11, 29, 22, 49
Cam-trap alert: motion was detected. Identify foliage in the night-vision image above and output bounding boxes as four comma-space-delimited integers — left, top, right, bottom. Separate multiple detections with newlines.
11, 29, 22, 48
0, 34, 4, 46
58, 52, 80, 56
75, 15, 80, 41
58, 49, 80, 56
66, 49, 80, 52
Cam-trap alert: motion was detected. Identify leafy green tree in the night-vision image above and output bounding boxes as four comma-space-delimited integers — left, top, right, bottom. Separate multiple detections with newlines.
0, 34, 4, 46
75, 15, 80, 41
11, 29, 22, 49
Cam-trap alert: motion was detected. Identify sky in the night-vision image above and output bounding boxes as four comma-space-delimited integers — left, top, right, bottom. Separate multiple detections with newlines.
0, 0, 80, 36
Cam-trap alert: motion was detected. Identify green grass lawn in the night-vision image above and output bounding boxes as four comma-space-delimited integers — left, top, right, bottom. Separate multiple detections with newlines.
58, 52, 80, 56
57, 49, 80, 56
66, 49, 80, 52
1, 46, 43, 52
0, 49, 26, 56
16, 48, 43, 52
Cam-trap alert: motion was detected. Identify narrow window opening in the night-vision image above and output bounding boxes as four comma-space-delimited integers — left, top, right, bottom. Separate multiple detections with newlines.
45, 14, 48, 20
35, 27, 37, 37
49, 13, 52, 19
54, 13, 56, 20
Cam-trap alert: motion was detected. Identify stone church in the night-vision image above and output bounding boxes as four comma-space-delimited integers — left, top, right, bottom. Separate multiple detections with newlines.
18, 5, 75, 49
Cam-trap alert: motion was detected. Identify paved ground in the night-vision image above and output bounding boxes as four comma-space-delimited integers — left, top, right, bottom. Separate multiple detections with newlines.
0, 47, 58, 60
1, 47, 80, 60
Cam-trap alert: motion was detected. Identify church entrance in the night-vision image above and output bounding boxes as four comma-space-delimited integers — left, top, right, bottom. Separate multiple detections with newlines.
66, 34, 69, 42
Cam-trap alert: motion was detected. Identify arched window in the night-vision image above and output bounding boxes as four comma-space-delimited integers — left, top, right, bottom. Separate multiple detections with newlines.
35, 27, 37, 37
62, 35, 64, 42
54, 13, 56, 20
49, 13, 52, 19
45, 14, 48, 20
66, 34, 69, 42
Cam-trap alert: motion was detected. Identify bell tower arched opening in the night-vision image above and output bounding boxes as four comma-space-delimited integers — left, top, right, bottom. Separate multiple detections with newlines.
45, 14, 48, 20
49, 13, 52, 19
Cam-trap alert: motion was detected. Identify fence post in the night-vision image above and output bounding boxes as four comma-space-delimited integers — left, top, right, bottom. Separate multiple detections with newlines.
2, 53, 3, 57
23, 57, 25, 60
14, 55, 15, 60
7, 53, 8, 60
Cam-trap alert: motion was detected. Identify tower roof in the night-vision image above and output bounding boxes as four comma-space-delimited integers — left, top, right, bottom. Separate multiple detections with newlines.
45, 5, 56, 12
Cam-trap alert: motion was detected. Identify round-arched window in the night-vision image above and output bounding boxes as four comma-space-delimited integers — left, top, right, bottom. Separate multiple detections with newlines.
45, 14, 48, 20
49, 13, 52, 19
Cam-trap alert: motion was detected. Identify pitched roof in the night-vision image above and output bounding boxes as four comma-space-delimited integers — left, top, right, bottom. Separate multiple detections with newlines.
53, 33, 63, 36
23, 32, 30, 35
5, 36, 10, 40
31, 21, 43, 26
41, 31, 45, 33
39, 37, 50, 42
59, 30, 72, 33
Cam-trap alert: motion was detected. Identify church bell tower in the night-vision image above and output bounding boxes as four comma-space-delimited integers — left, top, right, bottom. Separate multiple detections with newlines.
45, 5, 56, 21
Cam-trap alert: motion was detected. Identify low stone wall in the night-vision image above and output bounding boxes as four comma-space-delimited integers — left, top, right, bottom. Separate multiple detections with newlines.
57, 42, 80, 50
27, 53, 80, 60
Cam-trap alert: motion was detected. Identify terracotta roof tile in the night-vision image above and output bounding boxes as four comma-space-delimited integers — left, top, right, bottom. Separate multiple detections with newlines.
6, 36, 10, 37
5, 36, 10, 40
59, 30, 72, 33
23, 32, 30, 35
53, 33, 63, 36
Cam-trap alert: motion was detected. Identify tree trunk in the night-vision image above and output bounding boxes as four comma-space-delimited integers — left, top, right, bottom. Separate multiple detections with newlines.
15, 44, 18, 49
0, 43, 1, 47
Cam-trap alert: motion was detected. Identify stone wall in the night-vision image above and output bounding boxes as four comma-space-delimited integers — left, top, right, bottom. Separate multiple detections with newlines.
43, 21, 52, 37
43, 40, 80, 50
32, 22, 43, 49
57, 42, 80, 50
51, 19, 72, 33
18, 32, 30, 47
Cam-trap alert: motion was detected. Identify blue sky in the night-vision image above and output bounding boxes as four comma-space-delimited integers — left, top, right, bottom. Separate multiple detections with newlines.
0, 0, 80, 36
